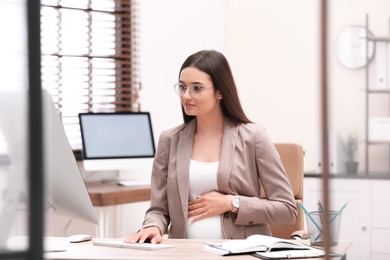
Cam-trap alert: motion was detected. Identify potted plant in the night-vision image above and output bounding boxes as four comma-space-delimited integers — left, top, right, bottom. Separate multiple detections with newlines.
341, 132, 359, 174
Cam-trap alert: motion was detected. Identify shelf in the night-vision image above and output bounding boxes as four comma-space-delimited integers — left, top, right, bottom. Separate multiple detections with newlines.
366, 89, 390, 94
367, 140, 390, 145
305, 172, 390, 180
368, 36, 390, 42
364, 14, 390, 174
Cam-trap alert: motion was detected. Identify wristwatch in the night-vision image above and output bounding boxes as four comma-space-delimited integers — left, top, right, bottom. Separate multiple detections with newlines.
231, 196, 240, 213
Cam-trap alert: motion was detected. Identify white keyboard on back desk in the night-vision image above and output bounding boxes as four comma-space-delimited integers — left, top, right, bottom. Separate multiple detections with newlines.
117, 180, 150, 187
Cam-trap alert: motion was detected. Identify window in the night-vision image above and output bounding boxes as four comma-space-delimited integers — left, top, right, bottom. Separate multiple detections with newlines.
40, 0, 140, 154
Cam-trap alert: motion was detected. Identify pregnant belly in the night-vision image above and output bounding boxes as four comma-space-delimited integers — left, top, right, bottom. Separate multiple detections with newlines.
186, 215, 223, 239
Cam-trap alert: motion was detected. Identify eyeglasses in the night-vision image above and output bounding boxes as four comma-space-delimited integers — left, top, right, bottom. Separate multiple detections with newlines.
173, 83, 212, 98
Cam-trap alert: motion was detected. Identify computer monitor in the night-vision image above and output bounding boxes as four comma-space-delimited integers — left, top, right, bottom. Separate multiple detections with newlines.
42, 90, 98, 224
78, 112, 156, 174
0, 89, 98, 249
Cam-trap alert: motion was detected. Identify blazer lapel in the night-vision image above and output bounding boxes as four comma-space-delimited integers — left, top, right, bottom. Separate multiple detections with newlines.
217, 119, 239, 193
176, 119, 196, 213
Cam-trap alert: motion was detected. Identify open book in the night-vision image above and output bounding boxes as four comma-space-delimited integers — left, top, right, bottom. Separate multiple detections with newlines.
203, 234, 325, 258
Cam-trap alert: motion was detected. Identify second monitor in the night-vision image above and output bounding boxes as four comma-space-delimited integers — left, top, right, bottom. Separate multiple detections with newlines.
79, 112, 156, 173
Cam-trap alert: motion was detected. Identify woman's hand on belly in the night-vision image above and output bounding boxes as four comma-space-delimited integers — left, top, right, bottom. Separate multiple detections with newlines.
188, 191, 235, 222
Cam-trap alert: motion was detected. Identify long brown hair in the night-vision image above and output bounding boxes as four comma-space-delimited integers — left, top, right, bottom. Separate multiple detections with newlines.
178, 50, 252, 124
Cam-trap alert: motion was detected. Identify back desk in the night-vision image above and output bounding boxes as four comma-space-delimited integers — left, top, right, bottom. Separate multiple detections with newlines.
86, 181, 151, 206
86, 181, 151, 237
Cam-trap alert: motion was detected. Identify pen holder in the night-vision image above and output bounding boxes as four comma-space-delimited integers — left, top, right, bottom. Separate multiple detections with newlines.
305, 210, 342, 246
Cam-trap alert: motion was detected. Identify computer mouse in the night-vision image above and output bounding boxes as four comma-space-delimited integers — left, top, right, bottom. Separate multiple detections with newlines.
68, 234, 94, 243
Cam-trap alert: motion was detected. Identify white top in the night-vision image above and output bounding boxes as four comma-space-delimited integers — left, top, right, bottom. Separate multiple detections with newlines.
186, 160, 223, 239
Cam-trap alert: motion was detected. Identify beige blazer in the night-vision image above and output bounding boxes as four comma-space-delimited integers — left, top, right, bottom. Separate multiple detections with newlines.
142, 118, 297, 239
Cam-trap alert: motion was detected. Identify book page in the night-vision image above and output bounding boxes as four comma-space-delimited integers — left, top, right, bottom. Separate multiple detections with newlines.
203, 234, 312, 255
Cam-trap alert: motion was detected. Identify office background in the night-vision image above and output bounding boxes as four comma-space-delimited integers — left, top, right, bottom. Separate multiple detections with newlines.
1, 0, 389, 259
139, 0, 389, 174
44, 0, 388, 237
63, 0, 389, 245
112, 2, 390, 260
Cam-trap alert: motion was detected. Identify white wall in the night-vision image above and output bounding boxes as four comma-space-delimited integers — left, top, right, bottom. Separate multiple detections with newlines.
138, 0, 228, 138
226, 0, 321, 172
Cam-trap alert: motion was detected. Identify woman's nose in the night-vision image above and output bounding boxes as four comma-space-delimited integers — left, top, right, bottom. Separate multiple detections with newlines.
182, 87, 192, 99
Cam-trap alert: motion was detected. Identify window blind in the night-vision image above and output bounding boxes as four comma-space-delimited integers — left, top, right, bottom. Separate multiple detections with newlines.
40, 0, 140, 153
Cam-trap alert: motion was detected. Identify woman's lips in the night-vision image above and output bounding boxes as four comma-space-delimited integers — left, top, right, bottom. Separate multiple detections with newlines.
184, 103, 195, 109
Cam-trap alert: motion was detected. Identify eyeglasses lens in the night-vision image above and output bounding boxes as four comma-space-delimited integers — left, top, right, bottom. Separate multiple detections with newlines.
174, 83, 204, 98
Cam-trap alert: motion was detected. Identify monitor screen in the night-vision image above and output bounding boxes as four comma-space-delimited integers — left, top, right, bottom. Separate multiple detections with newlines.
79, 112, 156, 160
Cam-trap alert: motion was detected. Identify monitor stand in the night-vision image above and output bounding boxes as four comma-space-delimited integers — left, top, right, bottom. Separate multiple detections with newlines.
82, 158, 153, 187
97, 171, 151, 187
99, 171, 120, 184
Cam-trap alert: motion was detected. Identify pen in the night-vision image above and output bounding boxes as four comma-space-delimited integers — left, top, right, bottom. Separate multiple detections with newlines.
335, 202, 348, 215
299, 203, 322, 232
317, 200, 324, 213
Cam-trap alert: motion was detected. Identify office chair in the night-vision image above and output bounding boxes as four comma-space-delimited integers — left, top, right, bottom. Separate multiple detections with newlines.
261, 143, 306, 239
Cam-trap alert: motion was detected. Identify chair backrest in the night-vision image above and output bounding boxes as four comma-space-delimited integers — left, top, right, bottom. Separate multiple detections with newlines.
262, 143, 305, 239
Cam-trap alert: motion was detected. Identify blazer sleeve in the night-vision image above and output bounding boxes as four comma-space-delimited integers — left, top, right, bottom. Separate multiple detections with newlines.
141, 130, 170, 234
234, 124, 298, 226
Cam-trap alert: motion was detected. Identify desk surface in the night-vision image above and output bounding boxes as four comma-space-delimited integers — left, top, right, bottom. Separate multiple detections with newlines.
45, 238, 351, 260
86, 182, 151, 207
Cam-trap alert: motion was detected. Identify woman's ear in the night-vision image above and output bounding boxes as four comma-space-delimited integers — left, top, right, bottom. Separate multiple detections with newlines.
217, 91, 223, 100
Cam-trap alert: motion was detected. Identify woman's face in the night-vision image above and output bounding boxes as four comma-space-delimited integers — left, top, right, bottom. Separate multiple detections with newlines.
178, 66, 222, 118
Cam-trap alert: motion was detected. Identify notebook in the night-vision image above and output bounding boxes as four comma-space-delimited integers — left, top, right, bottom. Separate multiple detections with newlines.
92, 239, 175, 251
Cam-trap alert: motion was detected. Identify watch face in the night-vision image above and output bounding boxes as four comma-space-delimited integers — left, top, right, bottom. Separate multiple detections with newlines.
335, 25, 375, 69
233, 198, 240, 208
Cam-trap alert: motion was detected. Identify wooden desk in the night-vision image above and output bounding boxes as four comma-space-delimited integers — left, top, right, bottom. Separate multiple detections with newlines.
45, 238, 351, 260
86, 182, 151, 206
85, 182, 151, 237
